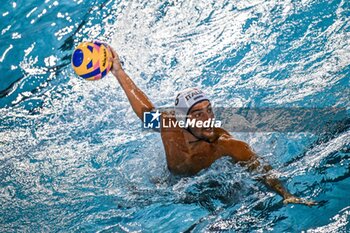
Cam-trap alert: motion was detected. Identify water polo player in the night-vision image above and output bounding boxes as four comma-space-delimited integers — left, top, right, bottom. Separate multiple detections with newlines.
108, 46, 316, 206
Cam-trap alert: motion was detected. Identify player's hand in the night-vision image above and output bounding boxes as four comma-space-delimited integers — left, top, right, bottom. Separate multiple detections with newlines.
283, 195, 317, 206
108, 46, 123, 76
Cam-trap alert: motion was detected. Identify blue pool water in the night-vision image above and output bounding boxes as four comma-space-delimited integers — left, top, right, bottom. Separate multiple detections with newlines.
1, 0, 349, 232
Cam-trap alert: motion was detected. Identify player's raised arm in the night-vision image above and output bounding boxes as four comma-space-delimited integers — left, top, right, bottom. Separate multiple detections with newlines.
108, 47, 155, 120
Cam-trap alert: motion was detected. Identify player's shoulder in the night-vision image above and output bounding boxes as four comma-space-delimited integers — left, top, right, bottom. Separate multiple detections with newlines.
160, 110, 183, 133
215, 129, 254, 161
214, 127, 232, 139
215, 128, 248, 146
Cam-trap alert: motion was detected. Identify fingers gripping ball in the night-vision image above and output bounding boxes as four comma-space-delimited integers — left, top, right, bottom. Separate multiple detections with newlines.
71, 41, 113, 80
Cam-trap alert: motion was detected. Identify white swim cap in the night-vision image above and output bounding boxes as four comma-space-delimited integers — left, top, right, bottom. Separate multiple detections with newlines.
174, 88, 210, 123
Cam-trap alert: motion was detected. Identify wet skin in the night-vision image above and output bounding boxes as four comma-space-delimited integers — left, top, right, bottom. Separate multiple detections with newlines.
160, 100, 254, 175
108, 46, 316, 206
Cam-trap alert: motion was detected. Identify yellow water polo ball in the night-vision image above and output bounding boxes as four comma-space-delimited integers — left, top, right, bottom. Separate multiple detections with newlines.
71, 41, 113, 81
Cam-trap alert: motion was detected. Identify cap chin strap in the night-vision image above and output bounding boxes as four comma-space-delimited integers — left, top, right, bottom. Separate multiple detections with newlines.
186, 127, 211, 143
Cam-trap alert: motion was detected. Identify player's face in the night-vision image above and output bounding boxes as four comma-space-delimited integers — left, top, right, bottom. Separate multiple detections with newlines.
188, 100, 215, 140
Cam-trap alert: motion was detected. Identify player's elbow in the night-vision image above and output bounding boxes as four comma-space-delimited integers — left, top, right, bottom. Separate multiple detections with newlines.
235, 141, 256, 161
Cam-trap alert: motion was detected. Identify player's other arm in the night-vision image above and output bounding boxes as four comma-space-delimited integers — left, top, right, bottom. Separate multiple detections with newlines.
109, 47, 154, 120
224, 138, 316, 206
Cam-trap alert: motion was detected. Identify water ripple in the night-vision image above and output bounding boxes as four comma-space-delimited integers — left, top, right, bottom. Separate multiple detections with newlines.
1, 0, 349, 232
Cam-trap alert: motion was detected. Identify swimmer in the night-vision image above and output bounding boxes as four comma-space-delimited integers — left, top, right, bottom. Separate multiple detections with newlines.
108, 47, 316, 206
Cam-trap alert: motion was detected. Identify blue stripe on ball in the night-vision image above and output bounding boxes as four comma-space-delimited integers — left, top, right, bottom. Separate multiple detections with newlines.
87, 60, 93, 69
87, 45, 94, 52
81, 68, 101, 79
101, 69, 107, 77
72, 49, 84, 67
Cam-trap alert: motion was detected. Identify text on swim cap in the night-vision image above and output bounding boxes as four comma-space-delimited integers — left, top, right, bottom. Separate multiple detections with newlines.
185, 89, 202, 101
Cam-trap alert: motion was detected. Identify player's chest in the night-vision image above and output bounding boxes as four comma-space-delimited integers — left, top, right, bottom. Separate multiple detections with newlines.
187, 141, 223, 164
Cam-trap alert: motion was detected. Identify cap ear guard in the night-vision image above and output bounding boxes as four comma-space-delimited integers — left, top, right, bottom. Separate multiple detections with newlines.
174, 88, 209, 123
